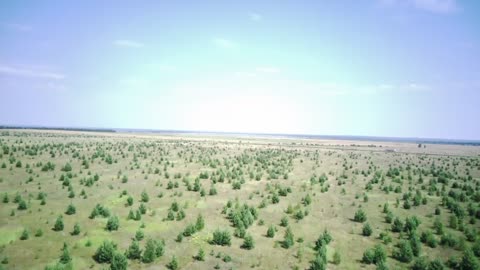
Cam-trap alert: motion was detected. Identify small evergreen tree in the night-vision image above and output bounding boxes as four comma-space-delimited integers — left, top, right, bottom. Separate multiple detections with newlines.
71, 223, 81, 235
195, 214, 205, 231
141, 191, 149, 202
362, 248, 375, 264
242, 234, 255, 250
53, 215, 64, 231
460, 248, 480, 270
280, 216, 289, 227
20, 229, 29, 240
127, 209, 135, 220
392, 217, 404, 233
139, 203, 147, 214
65, 203, 76, 215
267, 225, 276, 238
167, 256, 178, 270
354, 209, 367, 222
211, 229, 231, 246
283, 227, 295, 249
142, 239, 156, 263
18, 199, 27, 210
94, 240, 117, 263
2, 193, 9, 203
110, 252, 128, 270
59, 243, 72, 264
362, 223, 373, 236
394, 240, 413, 263
409, 232, 422, 257
106, 216, 119, 231
411, 257, 429, 270
125, 240, 142, 260
195, 248, 205, 261
135, 230, 144, 241
309, 252, 327, 270
333, 250, 341, 265
155, 239, 165, 257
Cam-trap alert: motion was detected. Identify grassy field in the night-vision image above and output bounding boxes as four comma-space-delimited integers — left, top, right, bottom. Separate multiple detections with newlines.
0, 130, 479, 270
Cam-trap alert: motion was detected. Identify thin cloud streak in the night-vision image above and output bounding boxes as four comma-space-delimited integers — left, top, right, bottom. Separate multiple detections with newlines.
113, 39, 145, 48
248, 12, 262, 21
3, 23, 33, 32
378, 0, 458, 14
256, 67, 280, 73
212, 38, 236, 48
0, 65, 65, 80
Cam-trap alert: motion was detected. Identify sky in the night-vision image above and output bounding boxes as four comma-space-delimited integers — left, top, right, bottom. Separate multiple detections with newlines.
1, 0, 479, 140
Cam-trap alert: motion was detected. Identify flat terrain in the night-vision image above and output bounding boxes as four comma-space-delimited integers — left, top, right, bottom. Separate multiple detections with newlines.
0, 130, 479, 270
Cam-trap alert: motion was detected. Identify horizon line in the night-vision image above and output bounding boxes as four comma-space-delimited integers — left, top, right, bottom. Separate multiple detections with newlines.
1, 124, 479, 145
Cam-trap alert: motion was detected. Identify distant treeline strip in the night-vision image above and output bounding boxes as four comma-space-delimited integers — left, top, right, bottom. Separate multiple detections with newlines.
0, 126, 116, 133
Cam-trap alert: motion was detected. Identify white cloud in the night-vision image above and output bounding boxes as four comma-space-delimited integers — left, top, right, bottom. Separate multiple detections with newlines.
113, 39, 145, 48
255, 67, 281, 73
379, 0, 458, 13
4, 23, 32, 32
212, 38, 236, 49
0, 64, 65, 80
412, 0, 457, 13
248, 12, 262, 21
406, 83, 430, 91
234, 71, 257, 78
157, 65, 176, 72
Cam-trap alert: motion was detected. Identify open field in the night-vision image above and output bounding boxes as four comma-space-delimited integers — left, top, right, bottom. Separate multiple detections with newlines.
0, 130, 480, 270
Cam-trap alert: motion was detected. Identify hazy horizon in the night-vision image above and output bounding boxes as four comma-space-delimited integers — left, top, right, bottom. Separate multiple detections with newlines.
1, 0, 480, 140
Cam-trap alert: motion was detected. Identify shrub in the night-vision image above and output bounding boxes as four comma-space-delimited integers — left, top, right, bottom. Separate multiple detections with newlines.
94, 240, 117, 263
423, 231, 438, 248
362, 249, 375, 264
354, 209, 367, 222
363, 244, 386, 265
61, 163, 72, 172
141, 191, 149, 202
59, 243, 72, 264
282, 227, 295, 249
71, 223, 81, 235
142, 239, 157, 263
20, 229, 29, 240
195, 214, 205, 231
183, 224, 197, 237
267, 225, 276, 238
110, 252, 128, 270
125, 240, 142, 260
315, 229, 333, 250
412, 257, 429, 270
429, 258, 445, 270
195, 248, 205, 261
392, 217, 404, 233
280, 216, 289, 227
127, 196, 133, 206
394, 240, 414, 263
167, 256, 178, 270
211, 229, 231, 246
106, 216, 119, 231
17, 199, 27, 210
362, 223, 373, 236
242, 234, 255, 250
35, 228, 43, 237
65, 203, 76, 215
410, 232, 422, 257
309, 253, 327, 270
333, 250, 341, 265
460, 248, 480, 270
53, 216, 64, 231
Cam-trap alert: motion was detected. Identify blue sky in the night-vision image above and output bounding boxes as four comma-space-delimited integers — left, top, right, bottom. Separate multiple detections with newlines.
1, 0, 479, 139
